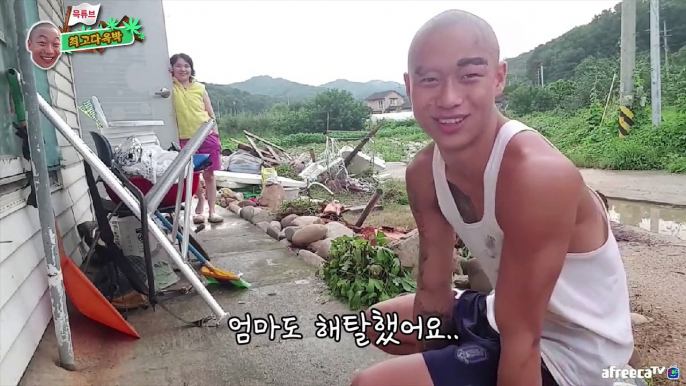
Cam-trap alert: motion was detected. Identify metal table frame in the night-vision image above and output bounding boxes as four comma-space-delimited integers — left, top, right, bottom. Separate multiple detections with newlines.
37, 94, 229, 323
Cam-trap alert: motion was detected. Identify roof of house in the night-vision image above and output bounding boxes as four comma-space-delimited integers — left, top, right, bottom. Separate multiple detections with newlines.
384, 100, 413, 113
365, 90, 402, 101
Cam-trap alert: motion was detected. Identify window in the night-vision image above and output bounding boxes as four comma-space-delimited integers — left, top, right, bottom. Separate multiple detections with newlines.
0, 0, 61, 186
377, 100, 383, 109
390, 98, 397, 106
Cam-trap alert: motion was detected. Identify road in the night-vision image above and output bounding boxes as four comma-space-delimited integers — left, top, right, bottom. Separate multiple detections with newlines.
384, 163, 686, 207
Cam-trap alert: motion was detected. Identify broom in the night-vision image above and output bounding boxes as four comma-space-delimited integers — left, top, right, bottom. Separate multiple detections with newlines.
154, 212, 251, 288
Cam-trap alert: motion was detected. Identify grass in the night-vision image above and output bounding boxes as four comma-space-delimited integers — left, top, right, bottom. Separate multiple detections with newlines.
220, 107, 686, 173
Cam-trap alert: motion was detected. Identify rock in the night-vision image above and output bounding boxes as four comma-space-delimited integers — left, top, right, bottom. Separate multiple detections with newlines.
255, 222, 271, 233
630, 313, 650, 326
325, 221, 354, 239
308, 240, 324, 252
238, 200, 256, 208
279, 238, 292, 247
283, 226, 300, 242
270, 221, 282, 232
281, 214, 299, 228
453, 274, 470, 290
388, 229, 419, 268
259, 184, 285, 209
278, 229, 287, 240
250, 209, 275, 225
387, 230, 462, 278
298, 249, 326, 267
460, 257, 469, 275
315, 238, 333, 259
266, 226, 280, 240
453, 254, 463, 275
291, 216, 323, 227
466, 259, 493, 294
292, 224, 328, 247
228, 202, 241, 214
240, 206, 255, 222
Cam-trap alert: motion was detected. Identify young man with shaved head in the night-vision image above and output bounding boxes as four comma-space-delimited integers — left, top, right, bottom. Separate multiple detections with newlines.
352, 10, 634, 386
27, 21, 61, 70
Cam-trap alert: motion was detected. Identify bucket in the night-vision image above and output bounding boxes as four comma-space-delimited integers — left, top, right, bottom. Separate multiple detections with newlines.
283, 187, 299, 201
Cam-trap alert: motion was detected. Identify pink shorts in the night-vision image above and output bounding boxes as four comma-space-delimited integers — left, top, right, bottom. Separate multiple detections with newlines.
179, 132, 222, 172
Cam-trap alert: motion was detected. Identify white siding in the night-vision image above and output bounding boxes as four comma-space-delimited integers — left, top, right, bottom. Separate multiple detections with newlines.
0, 0, 93, 385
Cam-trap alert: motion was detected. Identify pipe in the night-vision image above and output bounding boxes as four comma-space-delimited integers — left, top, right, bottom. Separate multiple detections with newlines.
170, 174, 184, 247
14, 0, 75, 371
180, 162, 193, 261
146, 120, 214, 212
37, 95, 229, 322
355, 188, 383, 228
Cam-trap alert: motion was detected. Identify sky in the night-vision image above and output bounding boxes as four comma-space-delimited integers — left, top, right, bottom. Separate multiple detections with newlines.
162, 0, 620, 86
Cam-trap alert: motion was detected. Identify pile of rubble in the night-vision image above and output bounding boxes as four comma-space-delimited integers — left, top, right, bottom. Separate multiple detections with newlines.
216, 129, 389, 195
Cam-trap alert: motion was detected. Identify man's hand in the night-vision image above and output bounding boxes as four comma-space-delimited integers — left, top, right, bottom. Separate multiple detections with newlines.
494, 153, 584, 386
406, 145, 456, 352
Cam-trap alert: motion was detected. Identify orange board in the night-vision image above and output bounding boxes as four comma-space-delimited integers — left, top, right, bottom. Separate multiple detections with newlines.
56, 221, 140, 339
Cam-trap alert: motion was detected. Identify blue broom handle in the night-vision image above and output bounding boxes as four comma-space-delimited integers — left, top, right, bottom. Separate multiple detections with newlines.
154, 212, 209, 264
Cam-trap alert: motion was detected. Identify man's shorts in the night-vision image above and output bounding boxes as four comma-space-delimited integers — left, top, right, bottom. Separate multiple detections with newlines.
421, 290, 559, 386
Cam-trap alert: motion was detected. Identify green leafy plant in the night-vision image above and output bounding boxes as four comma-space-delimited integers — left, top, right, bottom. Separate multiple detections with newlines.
318, 233, 417, 310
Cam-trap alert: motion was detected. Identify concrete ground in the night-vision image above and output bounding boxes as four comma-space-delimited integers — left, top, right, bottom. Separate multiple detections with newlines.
20, 208, 389, 386
385, 162, 686, 207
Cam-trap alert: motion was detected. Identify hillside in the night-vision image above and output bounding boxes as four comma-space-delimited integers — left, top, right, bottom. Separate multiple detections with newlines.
506, 0, 686, 84
228, 75, 405, 102
205, 83, 285, 115
319, 79, 406, 100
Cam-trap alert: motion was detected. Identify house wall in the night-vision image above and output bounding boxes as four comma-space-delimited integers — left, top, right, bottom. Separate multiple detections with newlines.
0, 1, 92, 385
366, 91, 405, 112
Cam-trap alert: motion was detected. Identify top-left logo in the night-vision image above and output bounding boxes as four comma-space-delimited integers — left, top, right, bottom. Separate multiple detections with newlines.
27, 2, 145, 70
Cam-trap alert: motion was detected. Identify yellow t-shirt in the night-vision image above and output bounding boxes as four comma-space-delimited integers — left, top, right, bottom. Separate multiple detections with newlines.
172, 78, 211, 140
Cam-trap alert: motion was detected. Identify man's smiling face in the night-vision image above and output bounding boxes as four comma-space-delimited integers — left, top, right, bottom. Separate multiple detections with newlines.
28, 24, 61, 69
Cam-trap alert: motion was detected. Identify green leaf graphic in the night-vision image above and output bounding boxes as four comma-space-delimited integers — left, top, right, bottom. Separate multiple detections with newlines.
122, 18, 141, 36
105, 17, 119, 31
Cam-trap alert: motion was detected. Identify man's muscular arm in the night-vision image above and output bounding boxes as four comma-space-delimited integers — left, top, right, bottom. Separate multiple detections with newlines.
406, 146, 456, 352
495, 156, 584, 386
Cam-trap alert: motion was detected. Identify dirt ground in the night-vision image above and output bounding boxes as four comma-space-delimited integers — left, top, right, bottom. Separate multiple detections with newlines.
340, 198, 684, 385
612, 223, 686, 386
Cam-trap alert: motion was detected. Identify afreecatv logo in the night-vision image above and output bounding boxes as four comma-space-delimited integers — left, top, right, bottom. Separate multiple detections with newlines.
667, 365, 680, 380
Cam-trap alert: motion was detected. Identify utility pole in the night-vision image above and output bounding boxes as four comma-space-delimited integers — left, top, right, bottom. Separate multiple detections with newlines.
540, 65, 544, 87
650, 0, 662, 126
619, 0, 636, 137
14, 0, 75, 372
663, 20, 670, 72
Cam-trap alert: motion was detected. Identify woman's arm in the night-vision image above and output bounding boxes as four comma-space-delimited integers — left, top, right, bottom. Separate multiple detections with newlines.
203, 91, 218, 134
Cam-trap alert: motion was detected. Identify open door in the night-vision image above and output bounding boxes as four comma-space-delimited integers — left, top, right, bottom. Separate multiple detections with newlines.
65, 0, 178, 150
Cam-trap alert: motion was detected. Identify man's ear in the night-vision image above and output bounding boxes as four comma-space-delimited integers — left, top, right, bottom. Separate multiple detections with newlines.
403, 72, 411, 101
495, 60, 507, 96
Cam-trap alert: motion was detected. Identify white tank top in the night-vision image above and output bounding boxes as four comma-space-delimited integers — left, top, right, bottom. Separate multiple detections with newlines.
432, 120, 634, 386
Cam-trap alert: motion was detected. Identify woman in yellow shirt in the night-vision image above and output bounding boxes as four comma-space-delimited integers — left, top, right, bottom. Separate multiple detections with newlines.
170, 53, 223, 224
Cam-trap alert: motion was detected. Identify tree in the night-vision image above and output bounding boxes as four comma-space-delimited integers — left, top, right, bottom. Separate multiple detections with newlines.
300, 89, 369, 133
